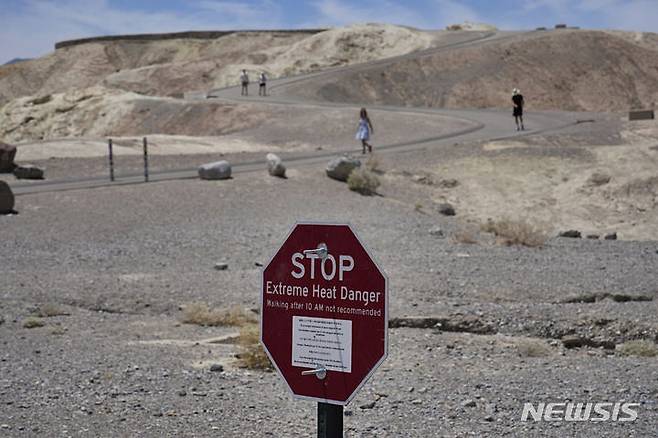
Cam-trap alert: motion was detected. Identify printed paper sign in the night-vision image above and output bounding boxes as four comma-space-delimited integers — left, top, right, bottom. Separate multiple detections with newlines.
292, 316, 352, 373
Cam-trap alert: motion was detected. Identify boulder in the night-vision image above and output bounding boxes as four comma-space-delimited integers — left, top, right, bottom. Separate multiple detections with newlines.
198, 160, 231, 180
0, 180, 15, 214
266, 153, 286, 178
604, 232, 618, 241
326, 156, 361, 182
13, 165, 44, 180
559, 230, 581, 238
0, 142, 17, 173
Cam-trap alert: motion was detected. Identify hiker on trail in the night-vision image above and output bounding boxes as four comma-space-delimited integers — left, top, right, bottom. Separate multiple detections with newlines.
512, 88, 525, 131
258, 72, 267, 96
240, 69, 249, 96
356, 108, 374, 154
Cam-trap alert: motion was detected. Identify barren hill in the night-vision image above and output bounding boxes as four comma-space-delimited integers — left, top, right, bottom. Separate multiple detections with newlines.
0, 24, 436, 106
285, 30, 658, 112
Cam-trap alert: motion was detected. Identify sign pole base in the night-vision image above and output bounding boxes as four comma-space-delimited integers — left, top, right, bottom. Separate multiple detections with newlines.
318, 402, 343, 438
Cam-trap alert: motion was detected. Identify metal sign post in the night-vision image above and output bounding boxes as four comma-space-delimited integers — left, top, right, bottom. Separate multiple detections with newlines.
318, 403, 343, 438
108, 138, 114, 182
143, 137, 149, 182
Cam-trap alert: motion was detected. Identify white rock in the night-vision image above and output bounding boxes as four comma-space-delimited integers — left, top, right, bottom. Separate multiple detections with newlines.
199, 160, 231, 180
326, 155, 361, 181
266, 153, 286, 178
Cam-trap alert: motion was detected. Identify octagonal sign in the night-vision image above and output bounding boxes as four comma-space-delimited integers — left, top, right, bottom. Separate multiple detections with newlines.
261, 222, 388, 405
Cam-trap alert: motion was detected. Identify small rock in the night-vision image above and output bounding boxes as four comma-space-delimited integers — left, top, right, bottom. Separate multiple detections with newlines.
604, 232, 617, 240
428, 227, 445, 237
0, 142, 17, 173
562, 335, 585, 348
411, 399, 423, 405
177, 390, 187, 397
586, 234, 599, 239
266, 153, 286, 178
344, 410, 353, 416
13, 165, 44, 180
326, 156, 361, 182
0, 181, 15, 214
254, 262, 263, 267
210, 364, 224, 373
484, 415, 495, 422
359, 401, 376, 410
437, 203, 456, 216
198, 160, 231, 180
587, 172, 611, 186
461, 399, 477, 408
214, 263, 228, 271
559, 230, 581, 238
439, 178, 459, 188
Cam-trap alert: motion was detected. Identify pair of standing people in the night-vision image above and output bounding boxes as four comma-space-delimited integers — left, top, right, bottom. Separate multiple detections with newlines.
240, 70, 267, 96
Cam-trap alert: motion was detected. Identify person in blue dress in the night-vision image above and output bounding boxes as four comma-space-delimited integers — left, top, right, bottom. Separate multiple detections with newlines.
355, 108, 374, 154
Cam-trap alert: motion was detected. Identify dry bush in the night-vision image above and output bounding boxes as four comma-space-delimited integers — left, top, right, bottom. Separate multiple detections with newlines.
453, 227, 478, 244
617, 340, 658, 357
35, 303, 68, 317
23, 317, 45, 329
50, 325, 68, 336
181, 303, 257, 327
481, 218, 547, 247
237, 323, 273, 370
515, 338, 552, 357
365, 154, 383, 174
347, 168, 380, 195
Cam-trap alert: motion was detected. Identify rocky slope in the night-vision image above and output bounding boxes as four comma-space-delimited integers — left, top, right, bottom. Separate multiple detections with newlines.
286, 29, 658, 112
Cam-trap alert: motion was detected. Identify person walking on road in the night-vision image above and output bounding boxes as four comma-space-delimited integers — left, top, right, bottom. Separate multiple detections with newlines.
258, 72, 267, 96
240, 69, 249, 96
512, 88, 525, 131
356, 108, 374, 154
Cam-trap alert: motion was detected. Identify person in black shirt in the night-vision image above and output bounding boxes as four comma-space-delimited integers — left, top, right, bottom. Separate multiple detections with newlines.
512, 88, 525, 131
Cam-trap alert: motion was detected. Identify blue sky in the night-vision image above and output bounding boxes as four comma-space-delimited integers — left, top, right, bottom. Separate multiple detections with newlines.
1, 0, 657, 64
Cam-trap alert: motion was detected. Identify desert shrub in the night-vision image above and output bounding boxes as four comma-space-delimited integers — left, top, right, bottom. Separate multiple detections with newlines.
347, 168, 380, 195
365, 154, 383, 174
617, 340, 658, 357
237, 323, 273, 370
481, 218, 547, 247
515, 338, 552, 357
453, 226, 479, 244
181, 303, 256, 327
35, 303, 68, 317
23, 317, 45, 329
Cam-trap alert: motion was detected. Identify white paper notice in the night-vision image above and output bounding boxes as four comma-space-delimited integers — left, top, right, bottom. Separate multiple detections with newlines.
292, 316, 352, 373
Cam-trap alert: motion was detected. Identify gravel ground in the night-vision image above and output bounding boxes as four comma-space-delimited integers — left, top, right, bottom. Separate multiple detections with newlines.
2, 145, 658, 436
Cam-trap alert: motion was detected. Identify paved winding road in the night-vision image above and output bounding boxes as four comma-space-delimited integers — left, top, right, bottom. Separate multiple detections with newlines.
11, 30, 598, 196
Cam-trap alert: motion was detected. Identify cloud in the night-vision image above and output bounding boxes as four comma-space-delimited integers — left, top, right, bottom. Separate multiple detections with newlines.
433, 0, 483, 26
310, 0, 429, 28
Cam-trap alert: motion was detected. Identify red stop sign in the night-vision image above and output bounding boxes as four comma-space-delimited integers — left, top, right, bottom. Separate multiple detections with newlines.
261, 223, 388, 405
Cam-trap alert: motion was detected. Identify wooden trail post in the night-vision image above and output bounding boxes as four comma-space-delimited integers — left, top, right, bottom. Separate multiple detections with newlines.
143, 137, 149, 182
108, 138, 114, 182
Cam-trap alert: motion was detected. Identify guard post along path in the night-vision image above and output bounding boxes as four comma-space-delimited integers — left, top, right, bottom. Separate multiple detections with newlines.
261, 223, 389, 437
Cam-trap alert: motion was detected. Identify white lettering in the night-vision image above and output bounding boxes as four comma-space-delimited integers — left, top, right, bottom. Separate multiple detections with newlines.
619, 403, 639, 422
291, 253, 305, 279
521, 403, 544, 422
338, 255, 354, 281
544, 403, 565, 421
591, 403, 612, 422
321, 255, 337, 281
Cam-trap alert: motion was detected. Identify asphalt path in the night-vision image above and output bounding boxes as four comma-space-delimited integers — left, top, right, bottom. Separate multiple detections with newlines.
11, 30, 595, 196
